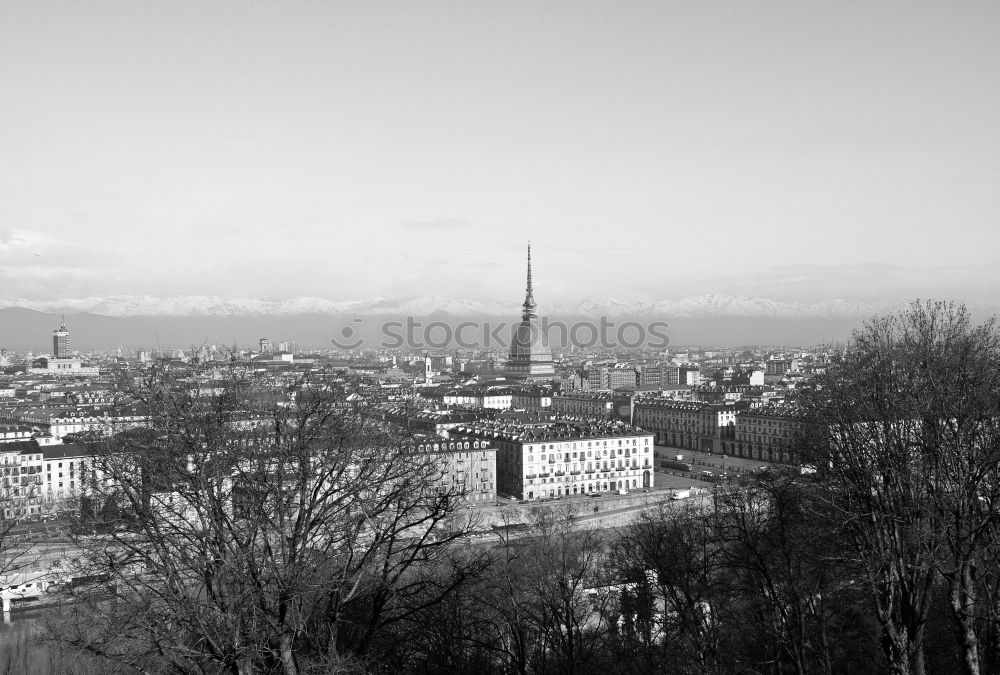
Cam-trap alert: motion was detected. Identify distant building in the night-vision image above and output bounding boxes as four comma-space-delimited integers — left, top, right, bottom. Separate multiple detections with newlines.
0, 440, 45, 519
23, 407, 145, 442
41, 443, 100, 509
408, 437, 497, 505
0, 440, 108, 518
723, 407, 802, 463
765, 359, 796, 376
52, 319, 70, 358
692, 384, 764, 404
29, 357, 99, 377
586, 364, 638, 390
641, 364, 701, 387
0, 425, 35, 443
632, 399, 736, 456
511, 387, 553, 411
681, 366, 703, 386
428, 354, 452, 371
636, 363, 669, 388
418, 385, 513, 410
552, 390, 631, 420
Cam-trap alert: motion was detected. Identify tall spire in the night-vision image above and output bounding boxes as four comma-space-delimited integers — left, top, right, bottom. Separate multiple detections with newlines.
522, 242, 536, 319
507, 241, 554, 381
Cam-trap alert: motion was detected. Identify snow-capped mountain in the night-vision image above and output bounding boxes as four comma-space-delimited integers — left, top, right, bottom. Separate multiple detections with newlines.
390, 297, 523, 316
0, 295, 391, 317
0, 294, 909, 319
575, 294, 910, 319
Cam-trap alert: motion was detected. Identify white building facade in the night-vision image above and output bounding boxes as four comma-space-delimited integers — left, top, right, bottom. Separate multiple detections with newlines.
455, 420, 654, 500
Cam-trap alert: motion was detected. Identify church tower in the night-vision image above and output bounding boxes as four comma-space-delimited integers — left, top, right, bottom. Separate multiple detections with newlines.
506, 243, 555, 380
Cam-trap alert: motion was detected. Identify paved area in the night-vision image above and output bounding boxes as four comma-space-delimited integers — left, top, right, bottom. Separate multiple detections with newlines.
654, 444, 787, 482
650, 469, 716, 491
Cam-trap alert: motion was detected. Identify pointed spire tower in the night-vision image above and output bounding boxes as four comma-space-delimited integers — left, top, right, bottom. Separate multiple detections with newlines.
522, 242, 537, 320
506, 242, 554, 381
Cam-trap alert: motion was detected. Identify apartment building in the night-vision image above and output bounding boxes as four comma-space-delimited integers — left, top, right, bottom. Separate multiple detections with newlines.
632, 399, 736, 456
454, 419, 654, 499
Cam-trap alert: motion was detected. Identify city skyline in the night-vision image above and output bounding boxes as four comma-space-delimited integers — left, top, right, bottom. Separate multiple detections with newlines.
3, 2, 999, 308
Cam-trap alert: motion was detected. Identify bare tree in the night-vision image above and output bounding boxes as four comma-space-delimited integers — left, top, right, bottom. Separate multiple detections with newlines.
417, 505, 615, 675
613, 501, 728, 674
891, 302, 1000, 675
517, 506, 612, 675
714, 470, 853, 675
800, 301, 1000, 675
45, 362, 481, 675
470, 508, 539, 675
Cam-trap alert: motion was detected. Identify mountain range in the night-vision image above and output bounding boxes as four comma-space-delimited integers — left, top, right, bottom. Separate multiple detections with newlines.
0, 293, 912, 319
0, 294, 931, 350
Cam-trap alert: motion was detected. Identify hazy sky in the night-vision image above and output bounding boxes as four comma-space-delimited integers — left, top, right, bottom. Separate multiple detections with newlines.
2, 1, 999, 307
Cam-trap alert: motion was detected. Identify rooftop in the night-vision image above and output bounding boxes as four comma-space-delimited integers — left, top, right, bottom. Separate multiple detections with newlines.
553, 390, 628, 400
42, 443, 92, 460
633, 399, 718, 411
738, 405, 802, 420
452, 418, 650, 443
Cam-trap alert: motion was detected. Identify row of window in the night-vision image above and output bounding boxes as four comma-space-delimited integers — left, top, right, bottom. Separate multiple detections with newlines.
525, 477, 649, 499
525, 461, 650, 478
7, 480, 72, 496
414, 441, 488, 452
531, 438, 649, 451
2, 466, 42, 475
528, 471, 643, 485
528, 445, 652, 463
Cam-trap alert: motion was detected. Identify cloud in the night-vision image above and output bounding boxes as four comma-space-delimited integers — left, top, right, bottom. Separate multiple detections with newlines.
719, 262, 1000, 305
546, 243, 639, 256
191, 222, 252, 237
0, 228, 56, 252
399, 218, 471, 231
0, 228, 135, 260
0, 265, 123, 298
0, 229, 137, 298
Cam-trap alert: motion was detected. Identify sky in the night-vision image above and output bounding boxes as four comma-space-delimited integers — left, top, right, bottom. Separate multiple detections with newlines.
1, 1, 999, 308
